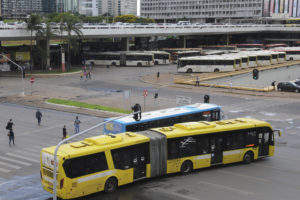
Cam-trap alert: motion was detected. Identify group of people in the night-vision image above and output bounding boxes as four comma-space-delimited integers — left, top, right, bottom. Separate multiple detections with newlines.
80, 64, 92, 81
5, 108, 82, 146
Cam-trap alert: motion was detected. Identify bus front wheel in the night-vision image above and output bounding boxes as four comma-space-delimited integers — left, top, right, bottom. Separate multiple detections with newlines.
214, 68, 220, 72
104, 177, 118, 193
187, 68, 193, 73
111, 62, 117, 67
243, 151, 254, 164
154, 61, 159, 65
180, 160, 193, 175
137, 63, 142, 67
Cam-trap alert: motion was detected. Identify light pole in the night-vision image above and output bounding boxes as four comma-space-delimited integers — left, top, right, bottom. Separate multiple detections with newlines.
52, 111, 140, 200
0, 54, 25, 96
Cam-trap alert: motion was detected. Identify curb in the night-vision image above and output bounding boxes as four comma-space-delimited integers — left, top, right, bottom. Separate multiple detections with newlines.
45, 101, 127, 116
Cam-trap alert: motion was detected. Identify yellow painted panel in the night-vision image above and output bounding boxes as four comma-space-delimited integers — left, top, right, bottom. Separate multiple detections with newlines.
146, 164, 151, 178
269, 145, 275, 157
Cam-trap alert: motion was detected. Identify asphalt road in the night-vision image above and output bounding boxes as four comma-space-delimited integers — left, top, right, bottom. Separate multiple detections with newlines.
1, 64, 300, 200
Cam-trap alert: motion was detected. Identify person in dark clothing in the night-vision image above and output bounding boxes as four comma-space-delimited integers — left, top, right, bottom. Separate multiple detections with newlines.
6, 119, 15, 146
36, 109, 42, 126
195, 76, 200, 86
157, 72, 160, 80
62, 125, 68, 140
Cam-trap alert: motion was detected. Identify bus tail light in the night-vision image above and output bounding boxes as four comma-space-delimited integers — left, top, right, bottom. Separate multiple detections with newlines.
60, 178, 64, 189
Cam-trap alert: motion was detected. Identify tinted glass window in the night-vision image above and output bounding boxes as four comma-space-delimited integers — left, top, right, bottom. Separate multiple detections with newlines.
111, 143, 149, 170
63, 152, 108, 178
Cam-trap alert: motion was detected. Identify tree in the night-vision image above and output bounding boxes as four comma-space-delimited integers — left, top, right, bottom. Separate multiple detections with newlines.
26, 14, 41, 71
60, 13, 82, 70
38, 22, 57, 70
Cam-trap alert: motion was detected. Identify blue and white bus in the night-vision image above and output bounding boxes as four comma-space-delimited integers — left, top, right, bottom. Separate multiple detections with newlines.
104, 103, 222, 134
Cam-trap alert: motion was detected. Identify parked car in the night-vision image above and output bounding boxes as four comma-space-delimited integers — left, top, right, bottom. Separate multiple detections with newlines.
277, 81, 300, 93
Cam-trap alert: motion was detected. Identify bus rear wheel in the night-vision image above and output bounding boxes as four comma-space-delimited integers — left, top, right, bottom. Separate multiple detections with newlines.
104, 177, 118, 193
243, 151, 254, 164
180, 160, 193, 175
154, 61, 159, 65
214, 68, 220, 72
187, 68, 193, 73
137, 63, 142, 67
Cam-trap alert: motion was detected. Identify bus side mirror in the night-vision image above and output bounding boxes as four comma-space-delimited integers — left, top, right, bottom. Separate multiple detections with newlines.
273, 129, 282, 137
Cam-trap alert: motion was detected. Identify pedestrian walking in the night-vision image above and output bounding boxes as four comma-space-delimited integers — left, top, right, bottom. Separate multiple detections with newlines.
157, 72, 160, 80
6, 119, 15, 146
195, 76, 200, 86
80, 71, 84, 80
35, 109, 42, 126
88, 70, 91, 79
85, 71, 88, 81
62, 125, 68, 140
74, 116, 81, 134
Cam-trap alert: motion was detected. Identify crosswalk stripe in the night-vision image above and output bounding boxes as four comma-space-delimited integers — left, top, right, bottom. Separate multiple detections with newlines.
12, 150, 40, 159
0, 155, 31, 166
5, 153, 40, 163
23, 147, 41, 154
0, 160, 21, 169
0, 167, 11, 173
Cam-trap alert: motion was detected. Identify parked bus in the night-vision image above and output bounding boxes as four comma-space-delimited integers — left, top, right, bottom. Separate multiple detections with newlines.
177, 56, 238, 73
161, 48, 202, 63
148, 51, 171, 65
199, 45, 237, 52
236, 52, 258, 67
285, 18, 300, 26
85, 52, 154, 67
234, 44, 264, 50
255, 52, 272, 66
272, 47, 300, 61
104, 103, 222, 134
264, 43, 287, 49
40, 118, 281, 199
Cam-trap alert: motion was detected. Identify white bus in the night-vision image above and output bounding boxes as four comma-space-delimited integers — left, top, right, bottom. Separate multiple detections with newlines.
85, 52, 154, 67
255, 52, 272, 66
172, 51, 201, 63
237, 52, 258, 67
272, 47, 300, 61
177, 56, 238, 73
148, 51, 171, 65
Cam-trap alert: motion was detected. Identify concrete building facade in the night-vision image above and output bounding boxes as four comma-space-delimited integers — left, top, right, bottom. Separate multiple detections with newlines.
78, 0, 98, 16
141, 0, 300, 22
141, 0, 263, 23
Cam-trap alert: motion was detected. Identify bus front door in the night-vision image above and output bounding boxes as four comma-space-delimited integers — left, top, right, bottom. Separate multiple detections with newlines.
211, 136, 223, 165
258, 132, 269, 157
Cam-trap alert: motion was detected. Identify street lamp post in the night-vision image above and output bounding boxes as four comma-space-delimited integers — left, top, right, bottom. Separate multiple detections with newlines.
0, 54, 25, 96
52, 111, 141, 200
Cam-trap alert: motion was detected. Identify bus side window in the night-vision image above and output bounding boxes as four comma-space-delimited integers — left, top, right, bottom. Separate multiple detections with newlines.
167, 136, 198, 159
197, 136, 209, 154
111, 143, 150, 170
245, 129, 257, 146
63, 152, 108, 178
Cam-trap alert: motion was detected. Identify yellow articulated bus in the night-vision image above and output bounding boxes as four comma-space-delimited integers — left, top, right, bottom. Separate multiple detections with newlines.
40, 118, 281, 199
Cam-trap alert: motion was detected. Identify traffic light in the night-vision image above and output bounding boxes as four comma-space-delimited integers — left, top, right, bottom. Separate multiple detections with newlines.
154, 93, 158, 99
131, 103, 142, 121
204, 95, 210, 103
252, 69, 259, 80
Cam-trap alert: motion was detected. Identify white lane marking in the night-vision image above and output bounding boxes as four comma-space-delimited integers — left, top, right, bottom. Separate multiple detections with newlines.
5, 153, 40, 163
198, 180, 254, 196
22, 116, 98, 136
12, 150, 40, 159
0, 167, 11, 173
0, 155, 31, 166
217, 169, 269, 182
150, 188, 202, 200
0, 161, 21, 169
252, 163, 286, 171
